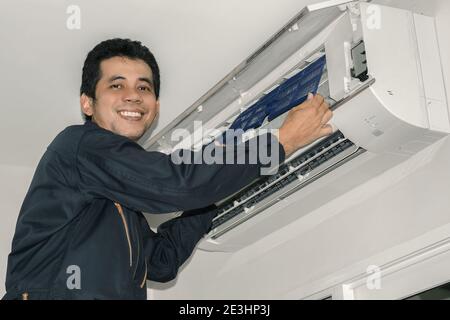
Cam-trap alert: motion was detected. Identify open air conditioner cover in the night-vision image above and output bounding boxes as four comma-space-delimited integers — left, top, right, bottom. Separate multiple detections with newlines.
143, 1, 449, 252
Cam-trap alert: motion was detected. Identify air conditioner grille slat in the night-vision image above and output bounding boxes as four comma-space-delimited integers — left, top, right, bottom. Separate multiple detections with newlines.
210, 130, 361, 233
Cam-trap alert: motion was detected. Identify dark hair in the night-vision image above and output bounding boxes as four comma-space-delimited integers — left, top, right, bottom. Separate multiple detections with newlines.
80, 38, 160, 121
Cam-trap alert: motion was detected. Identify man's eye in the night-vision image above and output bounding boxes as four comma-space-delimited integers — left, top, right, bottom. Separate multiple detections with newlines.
110, 84, 122, 89
139, 86, 151, 92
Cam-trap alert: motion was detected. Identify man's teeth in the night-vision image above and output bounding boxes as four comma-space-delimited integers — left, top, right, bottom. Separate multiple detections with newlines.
119, 111, 142, 118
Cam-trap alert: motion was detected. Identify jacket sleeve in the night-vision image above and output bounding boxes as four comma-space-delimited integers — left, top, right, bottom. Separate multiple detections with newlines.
141, 205, 218, 283
76, 127, 285, 213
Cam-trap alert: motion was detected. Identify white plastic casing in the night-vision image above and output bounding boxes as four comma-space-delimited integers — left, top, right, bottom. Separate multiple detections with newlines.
332, 3, 449, 155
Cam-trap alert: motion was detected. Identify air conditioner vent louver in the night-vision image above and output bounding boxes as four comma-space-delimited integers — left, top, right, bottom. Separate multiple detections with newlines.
209, 130, 365, 238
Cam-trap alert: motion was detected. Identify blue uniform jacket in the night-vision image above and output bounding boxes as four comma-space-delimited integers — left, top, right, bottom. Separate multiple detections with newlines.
3, 120, 285, 300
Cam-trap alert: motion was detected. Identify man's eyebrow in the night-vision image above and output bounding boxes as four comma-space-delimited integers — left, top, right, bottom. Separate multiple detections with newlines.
107, 75, 153, 87
138, 77, 153, 87
108, 75, 126, 82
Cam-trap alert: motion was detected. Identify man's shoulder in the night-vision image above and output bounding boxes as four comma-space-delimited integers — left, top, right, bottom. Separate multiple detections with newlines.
47, 122, 101, 157
48, 121, 136, 157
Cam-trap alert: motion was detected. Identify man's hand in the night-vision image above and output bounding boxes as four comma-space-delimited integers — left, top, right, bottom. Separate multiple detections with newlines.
278, 93, 333, 157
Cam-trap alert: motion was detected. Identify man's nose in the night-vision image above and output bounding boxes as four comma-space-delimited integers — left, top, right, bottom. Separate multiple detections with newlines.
123, 87, 143, 104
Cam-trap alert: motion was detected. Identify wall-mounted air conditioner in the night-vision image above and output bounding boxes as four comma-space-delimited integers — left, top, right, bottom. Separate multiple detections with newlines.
143, 0, 449, 252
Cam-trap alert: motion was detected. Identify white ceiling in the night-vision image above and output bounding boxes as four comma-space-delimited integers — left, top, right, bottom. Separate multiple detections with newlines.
0, 0, 320, 168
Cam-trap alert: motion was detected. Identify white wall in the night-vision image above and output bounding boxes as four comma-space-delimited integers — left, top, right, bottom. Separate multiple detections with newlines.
149, 0, 450, 299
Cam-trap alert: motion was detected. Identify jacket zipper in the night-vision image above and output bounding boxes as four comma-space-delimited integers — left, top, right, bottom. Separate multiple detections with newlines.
133, 224, 140, 279
133, 214, 147, 288
114, 202, 147, 288
140, 260, 148, 288
114, 202, 132, 267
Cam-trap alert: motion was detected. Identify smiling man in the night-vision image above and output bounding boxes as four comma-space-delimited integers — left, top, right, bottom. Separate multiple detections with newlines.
80, 55, 160, 141
3, 38, 332, 300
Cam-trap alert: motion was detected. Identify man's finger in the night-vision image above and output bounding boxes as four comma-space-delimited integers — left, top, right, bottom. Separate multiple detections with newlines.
292, 93, 324, 112
319, 124, 333, 137
312, 94, 324, 108
293, 93, 314, 111
318, 98, 331, 113
321, 110, 333, 124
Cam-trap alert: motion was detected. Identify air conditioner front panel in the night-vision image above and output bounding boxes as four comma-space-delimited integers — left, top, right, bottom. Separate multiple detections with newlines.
333, 87, 447, 155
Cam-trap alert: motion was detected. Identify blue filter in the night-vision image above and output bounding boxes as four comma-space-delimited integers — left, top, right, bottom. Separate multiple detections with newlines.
228, 94, 272, 132
227, 54, 326, 133
267, 55, 326, 121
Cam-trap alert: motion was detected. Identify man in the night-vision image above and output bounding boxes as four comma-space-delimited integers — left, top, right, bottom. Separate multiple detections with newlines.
3, 38, 332, 300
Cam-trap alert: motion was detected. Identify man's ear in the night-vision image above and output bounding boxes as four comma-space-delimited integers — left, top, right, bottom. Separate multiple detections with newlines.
155, 99, 160, 117
80, 94, 94, 117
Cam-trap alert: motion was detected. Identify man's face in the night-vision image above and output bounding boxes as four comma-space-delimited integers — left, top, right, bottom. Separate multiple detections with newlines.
81, 56, 160, 141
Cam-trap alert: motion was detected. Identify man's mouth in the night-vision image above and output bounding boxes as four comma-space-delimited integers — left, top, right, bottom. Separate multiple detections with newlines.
118, 110, 144, 121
